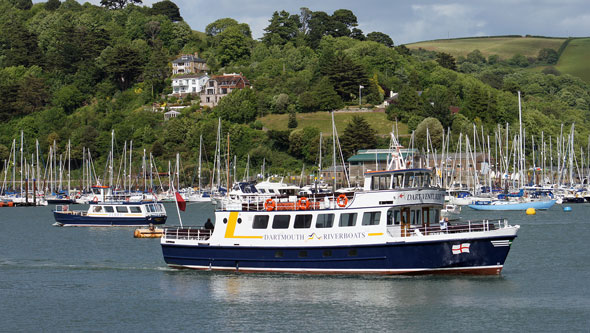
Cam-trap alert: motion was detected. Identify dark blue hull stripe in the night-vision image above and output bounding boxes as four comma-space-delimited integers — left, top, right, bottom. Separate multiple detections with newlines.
54, 212, 166, 226
161, 236, 516, 274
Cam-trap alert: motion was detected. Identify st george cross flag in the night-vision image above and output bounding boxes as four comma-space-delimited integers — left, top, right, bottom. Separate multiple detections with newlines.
175, 192, 186, 211
452, 243, 470, 254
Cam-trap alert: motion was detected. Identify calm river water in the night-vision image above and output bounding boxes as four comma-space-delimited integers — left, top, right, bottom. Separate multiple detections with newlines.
1, 202, 589, 332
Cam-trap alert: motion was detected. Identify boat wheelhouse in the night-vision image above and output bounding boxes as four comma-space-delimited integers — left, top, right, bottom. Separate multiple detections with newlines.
53, 202, 167, 227
161, 168, 520, 275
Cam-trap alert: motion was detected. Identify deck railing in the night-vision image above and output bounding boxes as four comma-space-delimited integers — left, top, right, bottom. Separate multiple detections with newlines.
163, 227, 212, 241
408, 218, 508, 236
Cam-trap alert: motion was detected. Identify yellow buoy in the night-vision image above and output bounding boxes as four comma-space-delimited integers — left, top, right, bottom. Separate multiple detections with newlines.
526, 207, 536, 215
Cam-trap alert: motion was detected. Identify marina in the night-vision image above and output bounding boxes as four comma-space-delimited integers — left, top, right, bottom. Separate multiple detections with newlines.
1, 202, 589, 331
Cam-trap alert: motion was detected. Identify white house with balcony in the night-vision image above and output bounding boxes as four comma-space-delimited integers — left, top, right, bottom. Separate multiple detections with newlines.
171, 74, 209, 97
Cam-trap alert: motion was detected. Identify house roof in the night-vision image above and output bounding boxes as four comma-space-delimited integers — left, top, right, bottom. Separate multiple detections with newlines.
212, 73, 250, 87
172, 54, 207, 64
173, 74, 209, 79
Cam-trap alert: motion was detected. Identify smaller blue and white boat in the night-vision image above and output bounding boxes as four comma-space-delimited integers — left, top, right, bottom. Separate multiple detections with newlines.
468, 199, 556, 211
53, 202, 167, 227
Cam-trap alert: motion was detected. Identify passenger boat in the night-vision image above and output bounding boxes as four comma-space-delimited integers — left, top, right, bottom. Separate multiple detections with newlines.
160, 166, 520, 275
53, 202, 167, 227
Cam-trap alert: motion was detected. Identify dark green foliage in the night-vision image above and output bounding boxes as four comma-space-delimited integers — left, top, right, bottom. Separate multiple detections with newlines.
542, 67, 561, 76
288, 126, 320, 163
151, 1, 182, 21
386, 85, 422, 122
262, 10, 301, 46
436, 52, 457, 70
100, 0, 142, 9
9, 0, 32, 10
321, 52, 369, 102
287, 109, 298, 128
537, 48, 558, 64
267, 130, 291, 151
45, 0, 60, 11
98, 44, 143, 91
340, 115, 377, 159
366, 32, 393, 47
414, 117, 443, 149
299, 77, 343, 112
215, 88, 257, 124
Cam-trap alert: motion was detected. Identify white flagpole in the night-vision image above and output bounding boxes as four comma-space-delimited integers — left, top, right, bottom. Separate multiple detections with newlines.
172, 183, 183, 228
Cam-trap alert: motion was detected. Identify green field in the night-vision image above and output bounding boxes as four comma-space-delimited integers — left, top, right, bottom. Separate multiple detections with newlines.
555, 38, 590, 82
259, 111, 408, 137
407, 36, 566, 60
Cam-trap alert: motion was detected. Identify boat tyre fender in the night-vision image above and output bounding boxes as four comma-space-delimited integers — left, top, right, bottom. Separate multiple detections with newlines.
337, 194, 348, 207
297, 197, 310, 210
265, 198, 276, 211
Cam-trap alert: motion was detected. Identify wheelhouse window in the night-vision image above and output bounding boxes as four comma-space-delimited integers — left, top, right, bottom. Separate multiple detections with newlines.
371, 175, 391, 190
104, 206, 114, 213
316, 214, 334, 228
339, 213, 357, 227
272, 215, 290, 229
362, 211, 381, 226
116, 206, 128, 213
93, 206, 102, 213
294, 215, 312, 229
387, 208, 400, 225
253, 215, 269, 229
129, 206, 141, 213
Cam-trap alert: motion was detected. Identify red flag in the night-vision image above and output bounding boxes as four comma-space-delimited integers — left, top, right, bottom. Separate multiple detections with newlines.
175, 192, 186, 211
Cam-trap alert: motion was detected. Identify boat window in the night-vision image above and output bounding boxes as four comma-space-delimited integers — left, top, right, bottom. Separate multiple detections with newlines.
339, 213, 357, 227
129, 206, 141, 213
104, 206, 114, 213
380, 176, 390, 189
429, 207, 439, 224
272, 215, 290, 229
348, 249, 358, 256
323, 250, 332, 257
386, 208, 401, 225
298, 250, 308, 258
362, 211, 381, 226
404, 173, 415, 187
93, 206, 102, 213
411, 209, 422, 225
316, 214, 334, 228
294, 215, 312, 229
394, 174, 404, 188
371, 176, 378, 190
116, 206, 128, 213
253, 215, 269, 229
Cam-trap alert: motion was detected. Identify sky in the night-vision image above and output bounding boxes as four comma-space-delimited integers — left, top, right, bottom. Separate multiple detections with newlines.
49, 0, 590, 44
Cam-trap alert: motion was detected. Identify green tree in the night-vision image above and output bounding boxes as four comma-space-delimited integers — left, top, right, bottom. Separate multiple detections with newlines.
45, 0, 61, 11
97, 44, 142, 91
466, 49, 486, 64
321, 52, 369, 102
53, 85, 85, 114
215, 88, 257, 123
331, 9, 358, 37
340, 115, 377, 158
100, 0, 142, 9
414, 117, 443, 150
537, 48, 558, 64
262, 10, 301, 46
423, 85, 453, 128
386, 85, 422, 122
366, 32, 393, 47
436, 52, 457, 70
287, 108, 298, 128
216, 25, 252, 66
151, 0, 182, 21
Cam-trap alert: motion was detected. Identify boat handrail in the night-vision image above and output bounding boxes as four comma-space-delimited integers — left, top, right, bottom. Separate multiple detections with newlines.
163, 227, 212, 241
408, 218, 508, 236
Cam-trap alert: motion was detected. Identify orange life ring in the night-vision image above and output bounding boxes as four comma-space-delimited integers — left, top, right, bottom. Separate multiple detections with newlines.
265, 198, 276, 211
337, 194, 348, 207
297, 197, 310, 210
92, 196, 98, 203
126, 197, 130, 202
